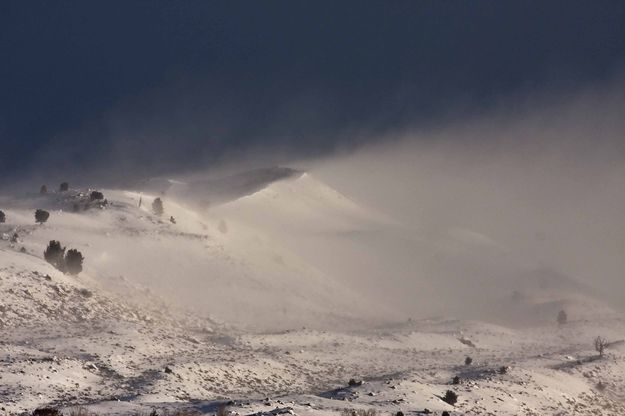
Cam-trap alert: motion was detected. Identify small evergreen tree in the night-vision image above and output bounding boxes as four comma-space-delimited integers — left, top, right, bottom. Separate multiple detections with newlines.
442, 390, 458, 405
152, 197, 164, 216
557, 309, 567, 325
59, 182, 69, 192
35, 209, 50, 224
595, 336, 608, 357
64, 249, 84, 275
40, 185, 48, 194
0, 210, 5, 223
44, 240, 66, 269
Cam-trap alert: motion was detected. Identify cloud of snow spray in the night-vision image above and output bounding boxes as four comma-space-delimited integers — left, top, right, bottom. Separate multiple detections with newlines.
79, 77, 625, 329
300, 80, 625, 324
6, 77, 625, 330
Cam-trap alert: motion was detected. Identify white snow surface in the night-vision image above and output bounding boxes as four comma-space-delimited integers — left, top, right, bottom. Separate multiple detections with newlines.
0, 172, 624, 415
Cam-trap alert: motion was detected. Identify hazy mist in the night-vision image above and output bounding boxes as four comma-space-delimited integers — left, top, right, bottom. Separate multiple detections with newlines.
96, 76, 625, 327
4, 69, 625, 328
308, 79, 625, 318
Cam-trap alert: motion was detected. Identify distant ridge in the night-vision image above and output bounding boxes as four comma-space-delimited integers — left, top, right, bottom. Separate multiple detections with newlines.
134, 166, 303, 207
188, 166, 303, 206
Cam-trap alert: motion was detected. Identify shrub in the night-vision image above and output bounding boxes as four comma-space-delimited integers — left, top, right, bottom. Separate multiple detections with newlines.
0, 210, 5, 223
452, 375, 460, 385
35, 209, 50, 224
498, 365, 509, 374
348, 378, 364, 387
65, 249, 84, 275
44, 241, 84, 275
595, 336, 608, 357
40, 185, 48, 194
442, 390, 458, 405
152, 197, 164, 216
33, 408, 61, 416
44, 240, 66, 269
90, 191, 104, 201
557, 309, 567, 325
458, 337, 476, 347
465, 356, 473, 365
59, 182, 69, 192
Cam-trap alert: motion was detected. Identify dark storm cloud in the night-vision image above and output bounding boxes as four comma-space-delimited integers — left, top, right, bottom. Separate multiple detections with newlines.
1, 1, 625, 182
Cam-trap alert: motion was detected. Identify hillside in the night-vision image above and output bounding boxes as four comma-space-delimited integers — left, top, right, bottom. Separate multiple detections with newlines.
0, 170, 624, 415
0, 180, 385, 331
1, 171, 610, 326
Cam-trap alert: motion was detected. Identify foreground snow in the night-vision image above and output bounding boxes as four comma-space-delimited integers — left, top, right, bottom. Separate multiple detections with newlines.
1, 289, 624, 415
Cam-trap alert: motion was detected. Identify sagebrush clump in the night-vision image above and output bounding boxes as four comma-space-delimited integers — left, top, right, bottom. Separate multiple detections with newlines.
44, 240, 65, 269
0, 209, 5, 223
32, 408, 61, 416
90, 191, 104, 201
152, 197, 164, 216
65, 249, 84, 275
35, 209, 50, 224
44, 240, 84, 275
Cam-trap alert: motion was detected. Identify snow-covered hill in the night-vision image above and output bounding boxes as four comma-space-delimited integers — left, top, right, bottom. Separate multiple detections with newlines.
0, 180, 386, 331
1, 168, 624, 415
2, 169, 608, 327
206, 170, 606, 325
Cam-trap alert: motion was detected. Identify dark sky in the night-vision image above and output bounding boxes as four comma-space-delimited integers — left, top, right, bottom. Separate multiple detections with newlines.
1, 1, 625, 179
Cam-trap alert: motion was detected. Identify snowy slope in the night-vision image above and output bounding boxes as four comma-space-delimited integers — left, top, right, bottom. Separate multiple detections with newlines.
1, 171, 609, 328
212, 172, 391, 232
1, 170, 624, 415
208, 171, 604, 324
0, 181, 386, 331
